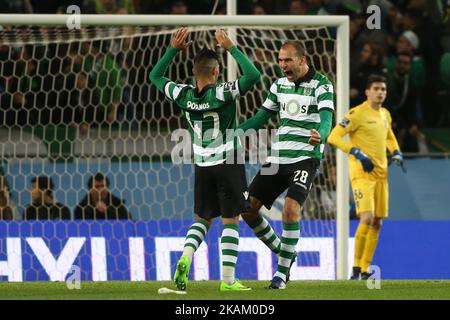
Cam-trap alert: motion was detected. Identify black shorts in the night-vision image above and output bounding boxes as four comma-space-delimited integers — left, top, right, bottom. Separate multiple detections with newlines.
249, 158, 320, 209
194, 162, 251, 219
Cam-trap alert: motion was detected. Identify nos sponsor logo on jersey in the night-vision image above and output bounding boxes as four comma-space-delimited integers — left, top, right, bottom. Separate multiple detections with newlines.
187, 101, 210, 110
281, 100, 308, 116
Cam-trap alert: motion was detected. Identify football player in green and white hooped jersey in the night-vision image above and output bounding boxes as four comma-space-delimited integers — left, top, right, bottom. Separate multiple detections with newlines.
149, 28, 260, 291
238, 40, 334, 289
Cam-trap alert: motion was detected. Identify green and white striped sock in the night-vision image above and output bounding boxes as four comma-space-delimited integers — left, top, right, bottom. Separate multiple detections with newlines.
274, 222, 299, 282
183, 220, 209, 262
248, 214, 281, 254
221, 223, 239, 285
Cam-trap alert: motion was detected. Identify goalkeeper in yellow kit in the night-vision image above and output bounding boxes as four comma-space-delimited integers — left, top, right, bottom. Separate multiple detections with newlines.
328, 74, 405, 280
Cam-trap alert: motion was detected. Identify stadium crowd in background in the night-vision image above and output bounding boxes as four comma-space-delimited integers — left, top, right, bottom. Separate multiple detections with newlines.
23, 176, 71, 220
0, 173, 132, 220
74, 173, 132, 220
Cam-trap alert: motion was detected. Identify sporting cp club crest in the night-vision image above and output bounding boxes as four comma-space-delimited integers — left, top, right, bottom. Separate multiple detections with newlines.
304, 87, 312, 96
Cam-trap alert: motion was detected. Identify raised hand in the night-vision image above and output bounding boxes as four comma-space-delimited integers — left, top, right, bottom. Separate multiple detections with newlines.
215, 29, 234, 50
171, 27, 192, 50
308, 129, 321, 146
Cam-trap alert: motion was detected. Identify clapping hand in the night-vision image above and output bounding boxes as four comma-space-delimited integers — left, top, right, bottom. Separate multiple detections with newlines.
215, 29, 234, 50
171, 27, 192, 50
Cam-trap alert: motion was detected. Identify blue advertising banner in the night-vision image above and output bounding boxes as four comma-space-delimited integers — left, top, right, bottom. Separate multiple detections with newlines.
0, 220, 449, 281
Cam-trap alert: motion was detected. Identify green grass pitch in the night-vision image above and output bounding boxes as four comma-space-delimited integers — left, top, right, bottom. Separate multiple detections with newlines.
0, 280, 449, 300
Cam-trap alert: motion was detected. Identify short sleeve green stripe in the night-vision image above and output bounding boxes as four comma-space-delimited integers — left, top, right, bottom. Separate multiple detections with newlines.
317, 92, 333, 102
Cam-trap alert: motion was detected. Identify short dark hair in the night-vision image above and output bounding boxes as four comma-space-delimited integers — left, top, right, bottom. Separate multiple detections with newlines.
31, 176, 54, 197
281, 40, 306, 57
87, 173, 110, 189
366, 74, 387, 89
31, 176, 54, 190
193, 48, 219, 77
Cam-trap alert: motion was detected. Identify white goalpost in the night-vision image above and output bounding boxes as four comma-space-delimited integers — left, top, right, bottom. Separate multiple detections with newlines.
0, 13, 349, 281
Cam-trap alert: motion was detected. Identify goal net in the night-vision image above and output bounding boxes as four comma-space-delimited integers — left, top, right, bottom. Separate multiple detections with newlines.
0, 22, 339, 282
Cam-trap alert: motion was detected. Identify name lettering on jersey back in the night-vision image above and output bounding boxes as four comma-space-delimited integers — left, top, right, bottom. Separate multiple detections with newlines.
187, 101, 210, 110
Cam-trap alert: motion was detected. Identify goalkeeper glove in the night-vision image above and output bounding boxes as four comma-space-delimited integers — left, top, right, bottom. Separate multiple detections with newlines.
390, 150, 407, 173
350, 147, 374, 173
